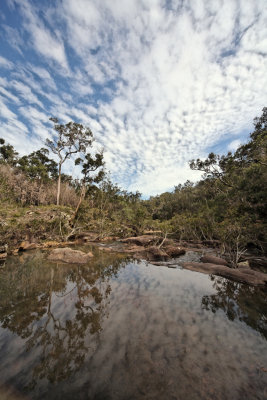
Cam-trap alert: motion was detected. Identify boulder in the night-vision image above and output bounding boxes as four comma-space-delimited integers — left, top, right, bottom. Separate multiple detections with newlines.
48, 248, 93, 264
164, 246, 186, 257
181, 262, 267, 286
200, 254, 228, 266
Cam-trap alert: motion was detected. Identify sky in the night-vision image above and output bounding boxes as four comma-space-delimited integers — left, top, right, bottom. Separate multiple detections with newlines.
0, 0, 266, 197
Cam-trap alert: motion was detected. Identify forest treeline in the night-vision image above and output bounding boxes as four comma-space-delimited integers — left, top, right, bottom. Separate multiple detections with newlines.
0, 108, 266, 264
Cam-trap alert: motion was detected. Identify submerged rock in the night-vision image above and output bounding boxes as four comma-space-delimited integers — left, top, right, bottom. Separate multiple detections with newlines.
181, 262, 267, 286
48, 248, 93, 264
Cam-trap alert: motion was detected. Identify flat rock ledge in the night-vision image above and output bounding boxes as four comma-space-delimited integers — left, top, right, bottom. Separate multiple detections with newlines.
48, 248, 93, 264
181, 262, 267, 287
120, 235, 174, 247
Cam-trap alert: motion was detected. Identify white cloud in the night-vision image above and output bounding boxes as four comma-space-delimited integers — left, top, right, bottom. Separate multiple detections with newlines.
11, 0, 69, 71
1, 0, 267, 196
228, 139, 242, 153
0, 56, 14, 69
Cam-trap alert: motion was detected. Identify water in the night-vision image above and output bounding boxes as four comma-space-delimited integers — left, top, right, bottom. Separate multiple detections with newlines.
0, 247, 266, 400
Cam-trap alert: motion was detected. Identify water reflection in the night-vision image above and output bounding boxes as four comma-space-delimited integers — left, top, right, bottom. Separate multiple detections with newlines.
202, 275, 267, 339
0, 249, 127, 390
0, 251, 266, 400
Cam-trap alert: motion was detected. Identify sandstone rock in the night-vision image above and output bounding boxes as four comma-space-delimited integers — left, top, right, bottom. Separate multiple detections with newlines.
134, 246, 169, 262
42, 241, 74, 249
18, 241, 38, 251
126, 245, 146, 253
0, 252, 7, 260
48, 248, 93, 264
181, 262, 267, 286
120, 235, 174, 247
121, 235, 158, 246
164, 246, 186, 257
200, 254, 228, 266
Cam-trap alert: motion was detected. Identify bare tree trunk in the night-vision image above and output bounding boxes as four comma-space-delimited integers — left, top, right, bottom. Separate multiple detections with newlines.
56, 164, 62, 206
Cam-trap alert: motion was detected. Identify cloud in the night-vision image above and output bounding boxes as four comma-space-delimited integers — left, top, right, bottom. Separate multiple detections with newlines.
228, 139, 242, 153
0, 0, 267, 196
0, 56, 14, 69
2, 25, 24, 55
10, 0, 69, 71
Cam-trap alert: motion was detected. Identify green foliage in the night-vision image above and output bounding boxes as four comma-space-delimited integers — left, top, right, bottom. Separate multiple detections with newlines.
17, 148, 58, 182
0, 138, 18, 166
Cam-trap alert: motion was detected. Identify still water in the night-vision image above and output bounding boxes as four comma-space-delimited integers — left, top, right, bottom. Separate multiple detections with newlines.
0, 247, 266, 400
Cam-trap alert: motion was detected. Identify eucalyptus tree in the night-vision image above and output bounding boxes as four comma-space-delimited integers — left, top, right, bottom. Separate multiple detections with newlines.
17, 148, 58, 182
72, 152, 105, 222
46, 118, 94, 205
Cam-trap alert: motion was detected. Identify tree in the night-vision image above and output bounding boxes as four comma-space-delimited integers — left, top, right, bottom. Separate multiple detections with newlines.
71, 152, 105, 222
46, 118, 94, 205
0, 138, 18, 166
17, 148, 58, 182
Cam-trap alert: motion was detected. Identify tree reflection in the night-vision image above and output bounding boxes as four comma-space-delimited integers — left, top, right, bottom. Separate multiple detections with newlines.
0, 249, 127, 389
202, 276, 267, 339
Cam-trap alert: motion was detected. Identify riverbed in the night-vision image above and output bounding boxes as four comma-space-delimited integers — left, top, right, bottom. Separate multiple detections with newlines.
0, 246, 266, 399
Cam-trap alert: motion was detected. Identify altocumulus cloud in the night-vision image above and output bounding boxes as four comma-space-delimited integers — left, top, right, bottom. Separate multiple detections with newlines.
0, 0, 266, 196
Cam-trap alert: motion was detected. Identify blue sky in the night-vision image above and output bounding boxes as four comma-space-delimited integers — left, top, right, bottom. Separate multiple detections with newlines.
0, 0, 266, 196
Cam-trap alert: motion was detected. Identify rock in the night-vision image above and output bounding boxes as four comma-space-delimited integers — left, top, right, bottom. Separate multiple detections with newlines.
18, 241, 38, 251
181, 262, 267, 286
126, 245, 146, 253
12, 249, 19, 255
69, 232, 99, 241
0, 252, 7, 260
164, 246, 186, 257
42, 241, 74, 249
98, 247, 113, 252
121, 235, 174, 247
47, 247, 93, 264
200, 254, 228, 266
0, 244, 8, 253
120, 235, 159, 246
237, 260, 250, 269
134, 246, 169, 262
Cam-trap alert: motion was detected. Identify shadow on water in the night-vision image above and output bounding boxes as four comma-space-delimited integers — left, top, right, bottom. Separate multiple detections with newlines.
0, 248, 266, 400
